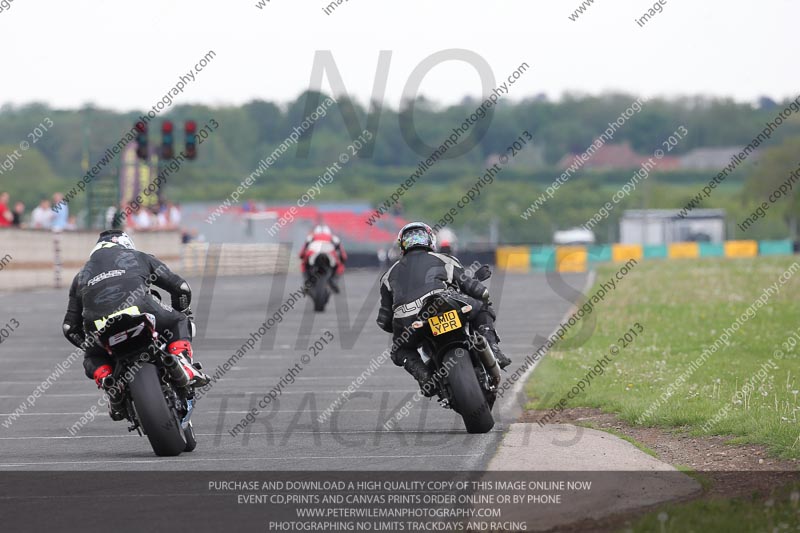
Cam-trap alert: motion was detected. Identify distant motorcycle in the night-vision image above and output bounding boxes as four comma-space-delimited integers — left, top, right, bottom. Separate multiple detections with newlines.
303, 241, 339, 312
412, 266, 499, 433
93, 296, 199, 456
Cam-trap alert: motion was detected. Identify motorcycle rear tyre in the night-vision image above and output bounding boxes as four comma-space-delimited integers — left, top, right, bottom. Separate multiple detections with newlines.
443, 348, 494, 434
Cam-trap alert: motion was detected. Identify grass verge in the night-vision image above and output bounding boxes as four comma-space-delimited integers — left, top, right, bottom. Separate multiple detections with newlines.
526, 257, 800, 458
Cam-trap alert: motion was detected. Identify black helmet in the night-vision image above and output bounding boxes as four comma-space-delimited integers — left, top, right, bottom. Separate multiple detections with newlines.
397, 222, 436, 254
96, 229, 136, 250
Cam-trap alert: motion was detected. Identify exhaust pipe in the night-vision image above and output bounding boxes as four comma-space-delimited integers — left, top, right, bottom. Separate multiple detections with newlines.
101, 375, 117, 395
471, 334, 501, 386
162, 354, 190, 388
101, 376, 127, 413
102, 376, 122, 397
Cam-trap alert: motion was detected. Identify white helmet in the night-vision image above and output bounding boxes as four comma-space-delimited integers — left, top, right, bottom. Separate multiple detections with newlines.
313, 225, 332, 235
96, 230, 136, 250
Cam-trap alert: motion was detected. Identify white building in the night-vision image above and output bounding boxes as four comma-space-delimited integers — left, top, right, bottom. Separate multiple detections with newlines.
620, 209, 725, 245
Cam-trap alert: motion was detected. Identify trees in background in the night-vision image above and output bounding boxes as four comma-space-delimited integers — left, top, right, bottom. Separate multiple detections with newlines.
1, 92, 798, 241
743, 137, 800, 239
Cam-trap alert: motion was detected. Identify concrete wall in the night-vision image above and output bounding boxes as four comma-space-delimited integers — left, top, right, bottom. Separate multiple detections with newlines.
1, 229, 182, 268
0, 230, 299, 291
0, 230, 493, 291
0, 229, 182, 291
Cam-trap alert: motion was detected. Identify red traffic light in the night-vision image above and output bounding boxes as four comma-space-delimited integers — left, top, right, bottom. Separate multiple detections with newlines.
184, 120, 197, 160
162, 120, 174, 133
135, 121, 148, 160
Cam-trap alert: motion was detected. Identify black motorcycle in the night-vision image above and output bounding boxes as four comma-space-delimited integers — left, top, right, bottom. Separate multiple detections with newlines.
306, 254, 334, 312
412, 266, 500, 434
94, 303, 198, 457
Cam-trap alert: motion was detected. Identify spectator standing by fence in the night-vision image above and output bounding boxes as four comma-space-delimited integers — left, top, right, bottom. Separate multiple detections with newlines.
11, 202, 24, 227
31, 199, 53, 229
51, 192, 68, 232
0, 192, 12, 227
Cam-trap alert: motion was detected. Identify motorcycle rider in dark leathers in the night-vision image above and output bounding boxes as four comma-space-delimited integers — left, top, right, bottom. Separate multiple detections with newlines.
376, 222, 511, 393
62, 230, 210, 418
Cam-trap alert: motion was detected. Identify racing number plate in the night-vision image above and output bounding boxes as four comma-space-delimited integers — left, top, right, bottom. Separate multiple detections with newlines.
428, 310, 462, 336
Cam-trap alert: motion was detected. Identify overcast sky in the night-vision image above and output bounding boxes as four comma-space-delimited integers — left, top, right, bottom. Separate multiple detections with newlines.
0, 0, 796, 111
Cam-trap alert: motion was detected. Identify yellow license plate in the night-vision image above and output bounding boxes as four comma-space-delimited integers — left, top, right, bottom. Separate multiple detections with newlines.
428, 310, 462, 336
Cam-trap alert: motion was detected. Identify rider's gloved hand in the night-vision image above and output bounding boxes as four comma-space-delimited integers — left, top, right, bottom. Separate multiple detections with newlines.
62, 323, 86, 349
182, 307, 196, 337
473, 265, 492, 282
171, 281, 192, 312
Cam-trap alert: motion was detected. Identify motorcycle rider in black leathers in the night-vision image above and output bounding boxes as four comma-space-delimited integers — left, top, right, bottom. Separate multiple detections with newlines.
62, 230, 209, 417
376, 222, 511, 392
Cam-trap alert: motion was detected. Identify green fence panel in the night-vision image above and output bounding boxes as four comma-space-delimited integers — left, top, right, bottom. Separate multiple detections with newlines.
530, 246, 555, 271
643, 244, 667, 258
699, 242, 724, 257
759, 240, 794, 256
587, 245, 612, 264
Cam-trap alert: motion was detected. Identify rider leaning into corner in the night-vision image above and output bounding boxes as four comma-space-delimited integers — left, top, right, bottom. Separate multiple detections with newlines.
299, 224, 348, 293
376, 222, 512, 394
62, 230, 210, 417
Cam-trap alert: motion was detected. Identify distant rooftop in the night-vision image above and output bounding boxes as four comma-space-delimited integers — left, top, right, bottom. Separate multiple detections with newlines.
622, 208, 725, 220
680, 147, 759, 170
558, 141, 681, 171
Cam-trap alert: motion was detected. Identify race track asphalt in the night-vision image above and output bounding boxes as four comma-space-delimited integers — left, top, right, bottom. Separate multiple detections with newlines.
0, 269, 588, 471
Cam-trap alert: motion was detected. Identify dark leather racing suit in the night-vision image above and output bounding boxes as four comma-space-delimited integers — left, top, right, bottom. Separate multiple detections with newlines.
376, 249, 496, 368
62, 243, 193, 379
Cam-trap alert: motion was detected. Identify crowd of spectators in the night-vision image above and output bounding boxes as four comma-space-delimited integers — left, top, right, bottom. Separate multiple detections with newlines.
107, 200, 182, 231
0, 192, 183, 234
109, 200, 201, 244
0, 191, 75, 231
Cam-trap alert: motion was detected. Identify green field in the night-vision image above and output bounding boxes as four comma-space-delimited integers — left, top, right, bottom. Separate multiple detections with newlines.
526, 257, 800, 458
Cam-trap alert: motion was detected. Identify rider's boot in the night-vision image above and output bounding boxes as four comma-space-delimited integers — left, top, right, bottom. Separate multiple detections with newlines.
93, 365, 127, 421
167, 340, 211, 386
404, 355, 436, 397
478, 325, 512, 370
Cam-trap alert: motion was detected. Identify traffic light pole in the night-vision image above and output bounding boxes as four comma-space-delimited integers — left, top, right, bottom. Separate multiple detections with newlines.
130, 118, 197, 215
83, 113, 91, 228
